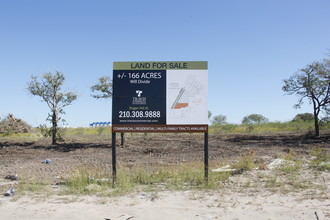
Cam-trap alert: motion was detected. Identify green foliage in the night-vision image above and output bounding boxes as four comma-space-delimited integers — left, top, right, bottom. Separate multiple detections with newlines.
209, 120, 330, 134
73, 127, 86, 135
36, 124, 66, 142
62, 166, 112, 194
121, 163, 225, 190
242, 114, 269, 124
8, 121, 327, 138
65, 127, 112, 136
245, 124, 255, 133
320, 117, 330, 129
211, 114, 227, 125
90, 76, 112, 99
97, 126, 107, 135
208, 110, 212, 119
309, 148, 330, 171
18, 177, 49, 195
60, 162, 230, 196
292, 113, 314, 122
27, 72, 77, 114
210, 124, 239, 133
233, 151, 257, 171
37, 124, 51, 137
277, 161, 303, 174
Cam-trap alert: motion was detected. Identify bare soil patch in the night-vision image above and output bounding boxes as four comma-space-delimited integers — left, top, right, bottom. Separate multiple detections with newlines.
0, 131, 329, 183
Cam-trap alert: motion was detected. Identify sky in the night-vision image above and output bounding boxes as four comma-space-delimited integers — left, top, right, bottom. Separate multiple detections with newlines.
1, 0, 330, 128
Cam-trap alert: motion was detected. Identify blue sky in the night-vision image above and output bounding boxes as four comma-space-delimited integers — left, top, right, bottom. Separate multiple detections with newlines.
1, 0, 329, 127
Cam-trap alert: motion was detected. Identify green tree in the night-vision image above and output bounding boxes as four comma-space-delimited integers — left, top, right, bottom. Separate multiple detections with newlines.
90, 76, 125, 146
90, 76, 112, 99
27, 71, 77, 144
292, 113, 314, 122
282, 59, 330, 136
211, 114, 227, 125
208, 111, 212, 120
242, 114, 269, 124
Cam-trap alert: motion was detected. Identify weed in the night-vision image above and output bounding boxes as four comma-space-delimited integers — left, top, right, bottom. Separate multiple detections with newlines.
61, 166, 113, 195
266, 176, 278, 188
18, 176, 50, 195
233, 151, 257, 171
287, 176, 310, 190
56, 162, 231, 196
97, 127, 107, 135
245, 125, 255, 133
309, 147, 330, 171
277, 161, 302, 174
73, 128, 86, 136
208, 120, 330, 134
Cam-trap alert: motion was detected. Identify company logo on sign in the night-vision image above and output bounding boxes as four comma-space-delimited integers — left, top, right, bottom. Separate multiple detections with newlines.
136, 90, 143, 97
133, 90, 146, 105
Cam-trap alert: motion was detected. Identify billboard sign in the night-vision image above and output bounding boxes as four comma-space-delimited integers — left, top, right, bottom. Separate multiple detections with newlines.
112, 61, 208, 132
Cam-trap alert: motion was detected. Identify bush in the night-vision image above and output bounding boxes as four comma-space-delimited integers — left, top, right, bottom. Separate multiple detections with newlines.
242, 114, 269, 124
37, 124, 51, 137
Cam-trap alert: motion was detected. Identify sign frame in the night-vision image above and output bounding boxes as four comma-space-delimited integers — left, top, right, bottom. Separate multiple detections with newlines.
112, 61, 208, 133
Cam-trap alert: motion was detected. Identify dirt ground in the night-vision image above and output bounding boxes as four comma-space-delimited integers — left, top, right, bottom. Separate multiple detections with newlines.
0, 131, 329, 182
0, 131, 329, 220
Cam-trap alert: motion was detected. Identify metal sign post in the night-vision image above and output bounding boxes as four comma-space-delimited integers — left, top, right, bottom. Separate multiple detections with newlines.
111, 132, 116, 184
204, 132, 209, 181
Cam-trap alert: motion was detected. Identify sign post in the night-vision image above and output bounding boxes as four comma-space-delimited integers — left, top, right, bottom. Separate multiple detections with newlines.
204, 132, 209, 181
112, 61, 208, 182
111, 132, 116, 183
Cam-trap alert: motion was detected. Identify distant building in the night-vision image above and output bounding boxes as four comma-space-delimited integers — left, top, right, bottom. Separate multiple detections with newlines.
89, 122, 111, 127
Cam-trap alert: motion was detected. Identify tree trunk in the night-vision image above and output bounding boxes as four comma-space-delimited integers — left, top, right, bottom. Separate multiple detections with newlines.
313, 109, 320, 137
312, 96, 320, 137
52, 110, 57, 145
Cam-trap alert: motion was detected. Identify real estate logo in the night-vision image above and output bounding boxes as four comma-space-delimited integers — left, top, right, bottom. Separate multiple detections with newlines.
136, 90, 143, 97
132, 90, 146, 105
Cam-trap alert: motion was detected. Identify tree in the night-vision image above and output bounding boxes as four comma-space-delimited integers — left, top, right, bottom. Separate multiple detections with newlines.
292, 113, 314, 122
90, 76, 125, 145
282, 59, 330, 136
208, 110, 212, 120
211, 114, 227, 125
242, 114, 269, 124
27, 71, 77, 144
90, 76, 112, 99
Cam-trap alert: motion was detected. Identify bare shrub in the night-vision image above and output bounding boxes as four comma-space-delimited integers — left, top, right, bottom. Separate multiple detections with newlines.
0, 114, 33, 134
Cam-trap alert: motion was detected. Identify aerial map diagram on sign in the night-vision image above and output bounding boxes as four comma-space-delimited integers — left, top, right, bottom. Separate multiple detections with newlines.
112, 61, 208, 133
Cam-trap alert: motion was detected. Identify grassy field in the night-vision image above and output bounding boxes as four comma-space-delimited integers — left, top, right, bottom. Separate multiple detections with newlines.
1, 120, 329, 139
209, 121, 330, 134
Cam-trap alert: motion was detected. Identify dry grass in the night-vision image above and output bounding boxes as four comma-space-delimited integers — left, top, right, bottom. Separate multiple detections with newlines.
13, 147, 329, 198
